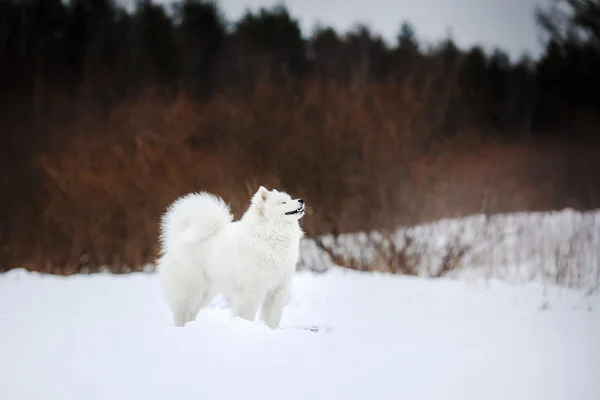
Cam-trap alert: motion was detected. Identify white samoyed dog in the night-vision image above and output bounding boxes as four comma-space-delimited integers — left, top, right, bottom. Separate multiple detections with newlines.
156, 186, 306, 329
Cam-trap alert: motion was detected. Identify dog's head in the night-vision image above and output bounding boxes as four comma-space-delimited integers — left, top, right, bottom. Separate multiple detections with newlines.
250, 186, 305, 222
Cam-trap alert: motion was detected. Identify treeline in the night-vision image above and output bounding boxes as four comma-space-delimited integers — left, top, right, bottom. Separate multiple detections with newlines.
3, 0, 599, 136
1, 0, 599, 273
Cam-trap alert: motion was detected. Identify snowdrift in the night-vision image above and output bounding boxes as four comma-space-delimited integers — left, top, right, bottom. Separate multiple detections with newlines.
299, 208, 600, 292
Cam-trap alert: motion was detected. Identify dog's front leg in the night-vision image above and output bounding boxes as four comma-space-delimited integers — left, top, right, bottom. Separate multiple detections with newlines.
233, 294, 261, 322
260, 279, 291, 329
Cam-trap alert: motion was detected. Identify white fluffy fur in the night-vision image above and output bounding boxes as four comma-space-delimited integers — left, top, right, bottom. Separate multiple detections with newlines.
157, 186, 305, 329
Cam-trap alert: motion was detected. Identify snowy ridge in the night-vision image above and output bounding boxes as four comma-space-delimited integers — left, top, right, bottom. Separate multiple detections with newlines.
298, 208, 600, 292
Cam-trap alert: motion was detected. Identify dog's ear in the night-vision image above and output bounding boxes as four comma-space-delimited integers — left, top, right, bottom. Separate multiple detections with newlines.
252, 186, 269, 217
256, 185, 269, 202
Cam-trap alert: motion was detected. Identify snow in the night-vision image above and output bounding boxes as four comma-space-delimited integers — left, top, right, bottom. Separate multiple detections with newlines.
1, 266, 599, 400
1, 209, 599, 399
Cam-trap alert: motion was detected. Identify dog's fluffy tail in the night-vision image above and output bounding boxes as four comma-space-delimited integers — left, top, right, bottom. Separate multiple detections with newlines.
159, 192, 233, 253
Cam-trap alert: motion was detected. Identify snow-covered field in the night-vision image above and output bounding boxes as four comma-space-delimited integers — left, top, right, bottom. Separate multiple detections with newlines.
1, 266, 599, 400
1, 209, 599, 399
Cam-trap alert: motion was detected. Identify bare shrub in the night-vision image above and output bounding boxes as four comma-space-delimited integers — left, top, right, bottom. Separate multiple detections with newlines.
375, 232, 423, 275
433, 226, 473, 278
548, 212, 600, 291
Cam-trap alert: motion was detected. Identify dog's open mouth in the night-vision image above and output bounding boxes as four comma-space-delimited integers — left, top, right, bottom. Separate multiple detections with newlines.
285, 205, 305, 215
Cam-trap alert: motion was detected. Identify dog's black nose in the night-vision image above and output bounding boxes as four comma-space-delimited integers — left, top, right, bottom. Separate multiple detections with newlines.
298, 198, 304, 204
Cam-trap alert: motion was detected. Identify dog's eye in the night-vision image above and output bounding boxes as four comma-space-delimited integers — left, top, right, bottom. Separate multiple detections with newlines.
280, 201, 286, 205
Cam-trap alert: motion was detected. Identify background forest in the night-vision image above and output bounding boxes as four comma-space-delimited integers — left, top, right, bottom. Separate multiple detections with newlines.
1, 0, 599, 273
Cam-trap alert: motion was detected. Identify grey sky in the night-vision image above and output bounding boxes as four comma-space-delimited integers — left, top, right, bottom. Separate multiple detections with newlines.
123, 0, 552, 60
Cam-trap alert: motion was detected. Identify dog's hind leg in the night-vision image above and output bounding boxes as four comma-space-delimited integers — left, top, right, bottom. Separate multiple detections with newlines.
168, 274, 213, 327
184, 280, 216, 324
171, 298, 192, 327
